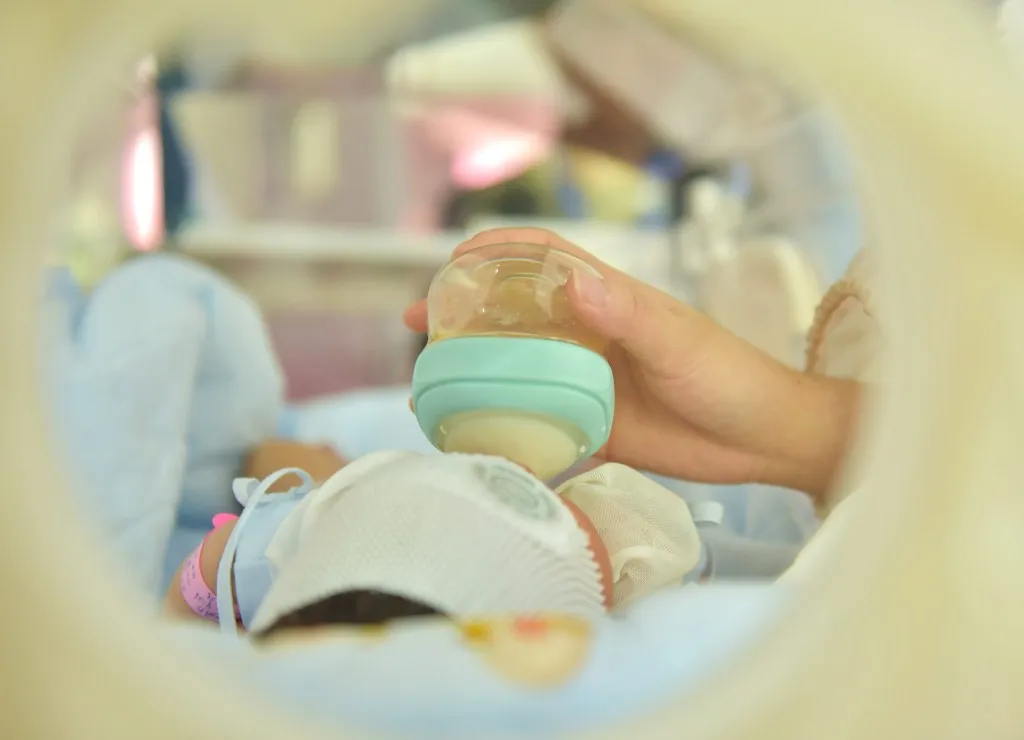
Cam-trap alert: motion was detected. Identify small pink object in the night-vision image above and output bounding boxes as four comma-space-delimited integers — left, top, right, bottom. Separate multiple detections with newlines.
180, 536, 242, 623
180, 541, 219, 621
212, 513, 239, 529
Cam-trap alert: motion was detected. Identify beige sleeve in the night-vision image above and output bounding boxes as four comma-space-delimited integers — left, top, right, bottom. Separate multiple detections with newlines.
805, 250, 884, 382
803, 251, 882, 516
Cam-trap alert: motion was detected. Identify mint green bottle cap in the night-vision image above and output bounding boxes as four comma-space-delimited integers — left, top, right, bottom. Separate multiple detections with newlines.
412, 337, 614, 473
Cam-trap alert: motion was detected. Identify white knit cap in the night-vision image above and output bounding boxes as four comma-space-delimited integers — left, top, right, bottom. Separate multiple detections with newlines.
256, 450, 420, 569
250, 452, 606, 633
557, 463, 701, 610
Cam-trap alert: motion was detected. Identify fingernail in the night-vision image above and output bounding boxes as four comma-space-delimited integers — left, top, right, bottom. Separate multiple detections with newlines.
573, 270, 608, 310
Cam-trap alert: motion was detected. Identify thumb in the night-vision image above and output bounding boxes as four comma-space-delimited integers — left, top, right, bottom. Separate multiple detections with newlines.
569, 269, 706, 378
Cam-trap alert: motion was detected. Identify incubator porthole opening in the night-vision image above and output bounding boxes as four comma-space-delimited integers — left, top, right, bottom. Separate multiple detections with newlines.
4, 0, 1023, 739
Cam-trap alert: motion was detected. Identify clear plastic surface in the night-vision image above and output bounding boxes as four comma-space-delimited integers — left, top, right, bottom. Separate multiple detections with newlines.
426, 242, 609, 354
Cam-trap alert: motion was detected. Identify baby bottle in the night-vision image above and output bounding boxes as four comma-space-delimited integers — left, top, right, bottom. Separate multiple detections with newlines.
412, 243, 615, 480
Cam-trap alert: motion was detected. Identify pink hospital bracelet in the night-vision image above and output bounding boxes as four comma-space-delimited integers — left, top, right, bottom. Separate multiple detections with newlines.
179, 536, 242, 623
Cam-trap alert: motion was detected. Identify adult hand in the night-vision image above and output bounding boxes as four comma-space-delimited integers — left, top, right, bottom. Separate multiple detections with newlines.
404, 228, 859, 500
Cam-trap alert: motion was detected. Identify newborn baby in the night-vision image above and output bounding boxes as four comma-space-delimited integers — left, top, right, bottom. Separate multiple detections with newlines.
164, 452, 702, 637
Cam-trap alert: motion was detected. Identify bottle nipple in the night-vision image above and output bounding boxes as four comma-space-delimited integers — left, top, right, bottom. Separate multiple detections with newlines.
438, 411, 585, 481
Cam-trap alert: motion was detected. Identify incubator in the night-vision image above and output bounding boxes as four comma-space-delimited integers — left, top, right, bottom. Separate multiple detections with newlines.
411, 242, 614, 479
9, 0, 1024, 739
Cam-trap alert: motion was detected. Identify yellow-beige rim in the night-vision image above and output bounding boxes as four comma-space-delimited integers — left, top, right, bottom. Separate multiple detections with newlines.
4, 0, 1024, 738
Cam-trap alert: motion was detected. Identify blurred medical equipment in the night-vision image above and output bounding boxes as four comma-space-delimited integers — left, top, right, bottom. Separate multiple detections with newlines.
547, 1, 792, 160
547, 1, 859, 346
384, 1, 860, 367
165, 58, 564, 394
411, 242, 614, 478
681, 177, 823, 365
93, 1, 861, 387
545, 0, 861, 271
55, 0, 862, 385
53, 57, 159, 286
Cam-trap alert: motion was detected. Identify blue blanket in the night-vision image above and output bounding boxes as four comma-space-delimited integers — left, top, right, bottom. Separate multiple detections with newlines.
42, 254, 283, 594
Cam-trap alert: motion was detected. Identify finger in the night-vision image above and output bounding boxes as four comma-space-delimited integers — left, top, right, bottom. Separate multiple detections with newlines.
567, 266, 712, 379
453, 227, 619, 279
448, 226, 710, 376
403, 229, 574, 334
454, 227, 569, 258
403, 301, 428, 333
455, 227, 710, 379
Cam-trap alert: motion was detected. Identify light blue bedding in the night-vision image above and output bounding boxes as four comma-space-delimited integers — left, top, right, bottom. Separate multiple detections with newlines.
42, 255, 284, 594
279, 386, 436, 458
168, 582, 789, 738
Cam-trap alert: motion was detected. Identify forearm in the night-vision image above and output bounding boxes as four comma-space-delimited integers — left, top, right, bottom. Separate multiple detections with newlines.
758, 371, 862, 501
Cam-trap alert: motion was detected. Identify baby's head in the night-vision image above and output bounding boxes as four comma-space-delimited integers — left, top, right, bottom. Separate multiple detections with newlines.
250, 453, 613, 639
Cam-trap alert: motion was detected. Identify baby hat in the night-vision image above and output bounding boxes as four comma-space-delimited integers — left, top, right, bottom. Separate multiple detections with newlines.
258, 450, 421, 569
250, 452, 606, 633
557, 463, 701, 610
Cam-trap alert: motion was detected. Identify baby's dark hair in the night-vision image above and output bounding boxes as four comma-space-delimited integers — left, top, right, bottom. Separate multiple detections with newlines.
257, 590, 444, 639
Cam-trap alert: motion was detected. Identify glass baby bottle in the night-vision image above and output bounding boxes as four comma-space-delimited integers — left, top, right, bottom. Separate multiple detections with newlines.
411, 242, 615, 480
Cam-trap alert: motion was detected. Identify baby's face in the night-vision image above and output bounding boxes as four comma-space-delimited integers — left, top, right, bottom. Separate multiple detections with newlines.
561, 498, 614, 611
512, 459, 614, 611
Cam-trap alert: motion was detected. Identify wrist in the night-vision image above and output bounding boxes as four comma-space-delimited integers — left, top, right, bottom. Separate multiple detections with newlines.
758, 372, 862, 500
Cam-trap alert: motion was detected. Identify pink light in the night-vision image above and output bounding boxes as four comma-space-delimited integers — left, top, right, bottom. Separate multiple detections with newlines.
123, 128, 163, 251
450, 135, 550, 190
121, 60, 164, 252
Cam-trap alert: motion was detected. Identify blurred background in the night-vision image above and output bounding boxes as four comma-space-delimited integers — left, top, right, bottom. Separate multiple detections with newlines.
61, 0, 863, 402
48, 0, 879, 596
21, 0, 909, 633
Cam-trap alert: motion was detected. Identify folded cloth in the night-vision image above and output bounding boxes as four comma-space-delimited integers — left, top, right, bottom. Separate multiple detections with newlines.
557, 463, 701, 610
42, 262, 201, 594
